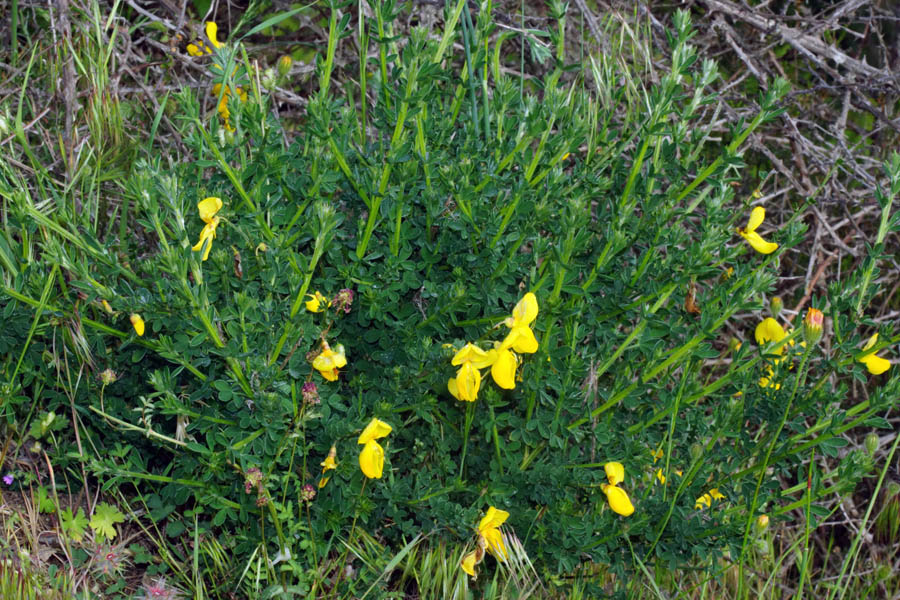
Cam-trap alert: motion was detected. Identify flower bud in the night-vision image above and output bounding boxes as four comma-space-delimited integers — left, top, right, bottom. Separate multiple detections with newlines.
277, 55, 293, 77
689, 443, 703, 461
803, 308, 824, 346
130, 313, 145, 336
886, 481, 900, 497
865, 433, 879, 456
770, 296, 783, 319
261, 67, 277, 92
728, 337, 742, 353
756, 514, 769, 531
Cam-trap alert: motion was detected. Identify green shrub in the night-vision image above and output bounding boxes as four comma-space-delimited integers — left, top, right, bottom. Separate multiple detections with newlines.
1, 3, 898, 597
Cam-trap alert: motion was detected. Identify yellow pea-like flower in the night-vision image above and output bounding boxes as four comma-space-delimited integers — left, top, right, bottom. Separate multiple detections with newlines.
305, 291, 331, 313
312, 342, 347, 381
601, 483, 635, 516
130, 313, 145, 336
737, 206, 778, 254
318, 445, 337, 489
477, 506, 510, 560
192, 197, 223, 261
357, 418, 392, 479
859, 333, 891, 375
604, 462, 625, 486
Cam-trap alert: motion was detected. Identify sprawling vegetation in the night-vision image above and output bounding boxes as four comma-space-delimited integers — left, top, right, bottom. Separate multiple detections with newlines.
1, 1, 899, 598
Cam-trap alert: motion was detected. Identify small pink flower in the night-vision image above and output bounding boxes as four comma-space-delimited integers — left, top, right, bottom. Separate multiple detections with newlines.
333, 288, 354, 314
302, 381, 320, 405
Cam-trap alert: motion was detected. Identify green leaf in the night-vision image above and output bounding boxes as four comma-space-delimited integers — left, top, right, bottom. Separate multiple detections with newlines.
36, 486, 56, 514
61, 507, 89, 543
90, 502, 125, 541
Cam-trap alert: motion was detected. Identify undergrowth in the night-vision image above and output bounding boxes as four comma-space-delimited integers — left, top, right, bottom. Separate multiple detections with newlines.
1, 1, 899, 598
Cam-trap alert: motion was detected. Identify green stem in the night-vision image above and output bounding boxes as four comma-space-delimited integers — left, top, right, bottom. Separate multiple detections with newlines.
458, 402, 475, 482
737, 344, 813, 594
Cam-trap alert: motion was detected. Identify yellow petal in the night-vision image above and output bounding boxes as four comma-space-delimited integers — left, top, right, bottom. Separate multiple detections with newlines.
746, 206, 766, 233
331, 344, 347, 368
318, 367, 338, 381
478, 506, 510, 533
602, 484, 634, 516
130, 313, 145, 336
451, 343, 489, 366
651, 448, 663, 463
447, 377, 460, 400
491, 348, 517, 390
358, 418, 392, 444
758, 367, 782, 390
860, 353, 891, 375
656, 469, 666, 485
481, 527, 507, 560
305, 294, 322, 313
456, 362, 481, 401
509, 325, 538, 354
740, 230, 778, 254
205, 21, 223, 48
507, 292, 539, 328
317, 476, 330, 489
186, 43, 205, 57
192, 218, 219, 261
469, 347, 497, 370
695, 493, 712, 509
460, 550, 480, 577
604, 462, 625, 486
862, 333, 879, 352
321, 445, 337, 471
198, 197, 223, 223
359, 440, 384, 478
710, 488, 725, 501
755, 318, 786, 346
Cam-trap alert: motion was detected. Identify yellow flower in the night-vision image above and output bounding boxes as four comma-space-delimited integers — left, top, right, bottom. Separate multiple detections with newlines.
305, 291, 331, 313
210, 83, 248, 131
651, 448, 663, 463
759, 366, 782, 390
601, 483, 635, 516
318, 445, 337, 489
490, 345, 517, 390
859, 333, 891, 375
460, 545, 484, 579
656, 469, 666, 485
130, 313, 145, 336
357, 418, 392, 479
604, 462, 625, 486
477, 506, 509, 560
755, 317, 790, 388
755, 317, 787, 352
737, 206, 778, 254
186, 21, 224, 56
312, 341, 347, 381
192, 197, 223, 261
205, 21, 224, 49
448, 343, 493, 401
503, 293, 539, 354
695, 488, 725, 509
101, 299, 114, 314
